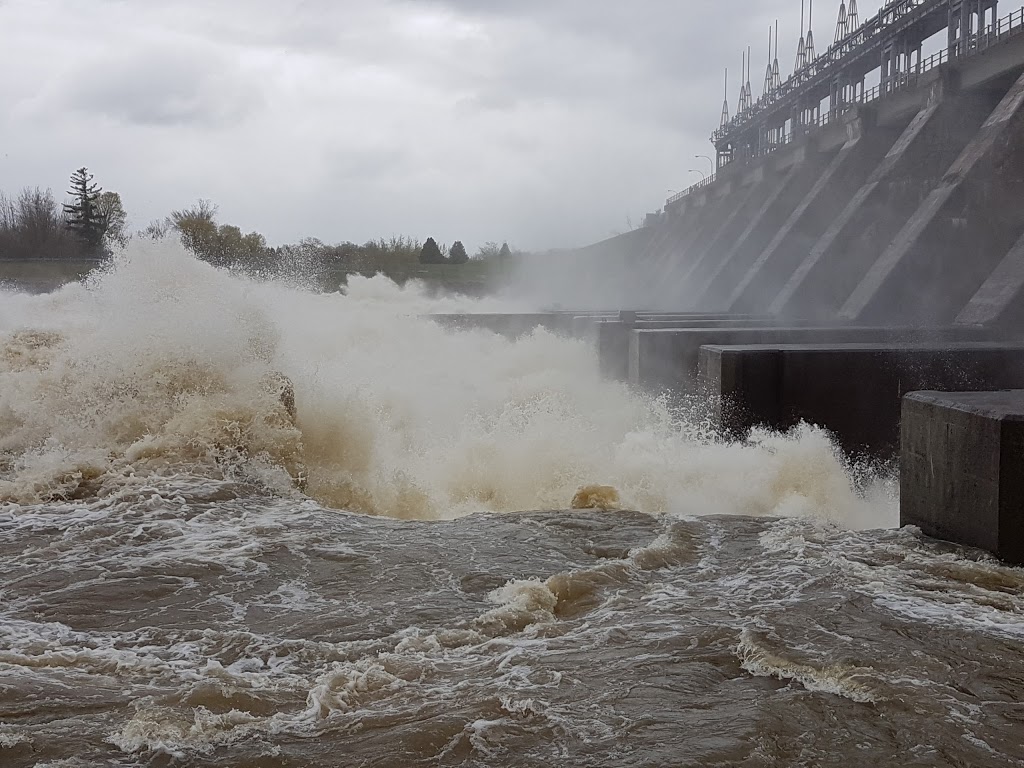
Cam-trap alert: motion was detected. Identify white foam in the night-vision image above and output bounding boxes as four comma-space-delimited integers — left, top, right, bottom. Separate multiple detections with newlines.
0, 241, 895, 527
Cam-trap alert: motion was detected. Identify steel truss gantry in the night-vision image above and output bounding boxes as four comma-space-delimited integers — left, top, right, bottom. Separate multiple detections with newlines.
713, 0, 1002, 168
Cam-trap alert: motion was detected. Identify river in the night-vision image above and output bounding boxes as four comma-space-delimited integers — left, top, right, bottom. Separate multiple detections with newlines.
1, 243, 1022, 767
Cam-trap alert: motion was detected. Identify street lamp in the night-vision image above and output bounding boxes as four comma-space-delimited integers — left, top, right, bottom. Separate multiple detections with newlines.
696, 154, 715, 174
688, 169, 707, 183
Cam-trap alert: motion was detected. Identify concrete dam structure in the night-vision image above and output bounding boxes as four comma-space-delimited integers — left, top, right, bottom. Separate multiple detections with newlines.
637, 0, 1024, 328
433, 2, 1024, 565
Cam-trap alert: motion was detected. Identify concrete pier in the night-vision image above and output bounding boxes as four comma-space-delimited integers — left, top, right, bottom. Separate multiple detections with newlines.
596, 315, 767, 380
427, 313, 576, 337
728, 110, 904, 314
692, 161, 817, 309
842, 69, 1024, 324
697, 342, 1024, 454
770, 77, 1001, 319
677, 175, 769, 293
956, 230, 1024, 328
629, 326, 996, 394
902, 390, 1024, 564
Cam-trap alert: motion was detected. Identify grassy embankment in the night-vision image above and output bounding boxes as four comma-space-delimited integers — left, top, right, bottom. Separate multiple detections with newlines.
0, 257, 515, 296
320, 257, 513, 296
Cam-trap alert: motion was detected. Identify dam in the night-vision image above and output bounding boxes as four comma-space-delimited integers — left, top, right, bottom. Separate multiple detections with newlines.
646, 0, 1024, 325
443, 0, 1024, 565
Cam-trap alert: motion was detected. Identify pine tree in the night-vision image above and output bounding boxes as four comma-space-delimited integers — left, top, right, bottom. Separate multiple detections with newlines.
419, 236, 443, 264
449, 240, 468, 264
63, 168, 107, 252
498, 242, 512, 262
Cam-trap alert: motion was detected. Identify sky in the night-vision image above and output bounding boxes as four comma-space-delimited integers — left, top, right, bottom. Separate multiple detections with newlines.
0, 0, 889, 252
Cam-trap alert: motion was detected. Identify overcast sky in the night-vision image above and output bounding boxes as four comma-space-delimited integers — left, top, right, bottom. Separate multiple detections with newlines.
0, 0, 888, 252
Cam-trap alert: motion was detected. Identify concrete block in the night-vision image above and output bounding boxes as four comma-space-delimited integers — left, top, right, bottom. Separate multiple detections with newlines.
901, 390, 1024, 565
428, 313, 572, 337
697, 342, 1024, 454
629, 326, 996, 394
596, 316, 768, 381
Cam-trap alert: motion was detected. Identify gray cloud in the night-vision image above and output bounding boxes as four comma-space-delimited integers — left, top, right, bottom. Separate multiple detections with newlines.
0, 0, 888, 251
67, 45, 262, 127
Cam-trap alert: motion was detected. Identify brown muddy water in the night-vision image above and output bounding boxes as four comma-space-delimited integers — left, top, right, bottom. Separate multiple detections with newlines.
1, 244, 1023, 767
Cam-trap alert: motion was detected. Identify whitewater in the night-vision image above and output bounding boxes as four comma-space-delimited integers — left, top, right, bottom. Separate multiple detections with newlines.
0, 241, 891, 525
1, 242, 1023, 767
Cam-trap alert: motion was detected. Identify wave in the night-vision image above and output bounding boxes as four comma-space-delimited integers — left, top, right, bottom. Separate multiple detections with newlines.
0, 241, 896, 526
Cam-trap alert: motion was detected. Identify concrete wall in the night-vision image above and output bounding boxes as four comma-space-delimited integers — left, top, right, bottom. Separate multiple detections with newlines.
698, 342, 1024, 454
628, 325, 998, 394
613, 36, 1024, 332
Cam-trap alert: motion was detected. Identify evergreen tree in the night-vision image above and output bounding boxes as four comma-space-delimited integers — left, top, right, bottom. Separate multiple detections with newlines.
498, 242, 512, 262
419, 236, 443, 264
63, 168, 107, 251
449, 240, 468, 264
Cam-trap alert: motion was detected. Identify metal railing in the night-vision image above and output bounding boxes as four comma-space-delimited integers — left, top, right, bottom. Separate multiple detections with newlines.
713, 0, 948, 144
668, 4, 1024, 208
715, 3, 1024, 145
667, 172, 717, 205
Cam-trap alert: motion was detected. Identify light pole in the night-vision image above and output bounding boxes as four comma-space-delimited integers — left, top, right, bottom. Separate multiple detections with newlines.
688, 169, 707, 183
696, 154, 715, 174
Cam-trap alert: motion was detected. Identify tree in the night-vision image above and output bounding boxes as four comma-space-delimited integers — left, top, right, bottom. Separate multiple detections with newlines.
168, 199, 270, 268
475, 241, 501, 260
140, 218, 170, 240
96, 191, 128, 249
419, 236, 444, 264
448, 240, 468, 264
498, 242, 512, 262
63, 168, 107, 252
0, 187, 86, 260
170, 199, 219, 261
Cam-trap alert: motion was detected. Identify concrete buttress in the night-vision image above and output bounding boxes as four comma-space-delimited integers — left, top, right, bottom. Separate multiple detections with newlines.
689, 158, 822, 310
727, 110, 903, 314
841, 69, 1024, 324
956, 230, 1024, 327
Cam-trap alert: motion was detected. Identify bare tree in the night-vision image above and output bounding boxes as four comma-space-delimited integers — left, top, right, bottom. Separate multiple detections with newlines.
0, 187, 87, 260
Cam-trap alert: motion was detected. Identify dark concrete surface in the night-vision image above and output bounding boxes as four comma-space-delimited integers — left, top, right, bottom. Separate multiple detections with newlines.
595, 316, 769, 380
630, 326, 999, 393
901, 390, 1024, 565
697, 342, 1024, 455
427, 313, 575, 337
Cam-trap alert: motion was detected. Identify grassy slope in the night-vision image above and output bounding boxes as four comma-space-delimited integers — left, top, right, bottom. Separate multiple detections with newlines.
323, 259, 510, 294
0, 258, 513, 296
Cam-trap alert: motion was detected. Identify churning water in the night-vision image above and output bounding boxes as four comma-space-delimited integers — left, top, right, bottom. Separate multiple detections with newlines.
1, 243, 1022, 767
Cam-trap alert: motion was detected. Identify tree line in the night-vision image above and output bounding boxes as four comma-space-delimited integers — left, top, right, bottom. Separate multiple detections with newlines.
0, 169, 127, 260
417, 237, 511, 265
0, 168, 521, 272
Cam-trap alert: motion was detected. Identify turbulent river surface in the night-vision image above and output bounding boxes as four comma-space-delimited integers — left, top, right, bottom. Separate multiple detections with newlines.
1, 244, 1023, 767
